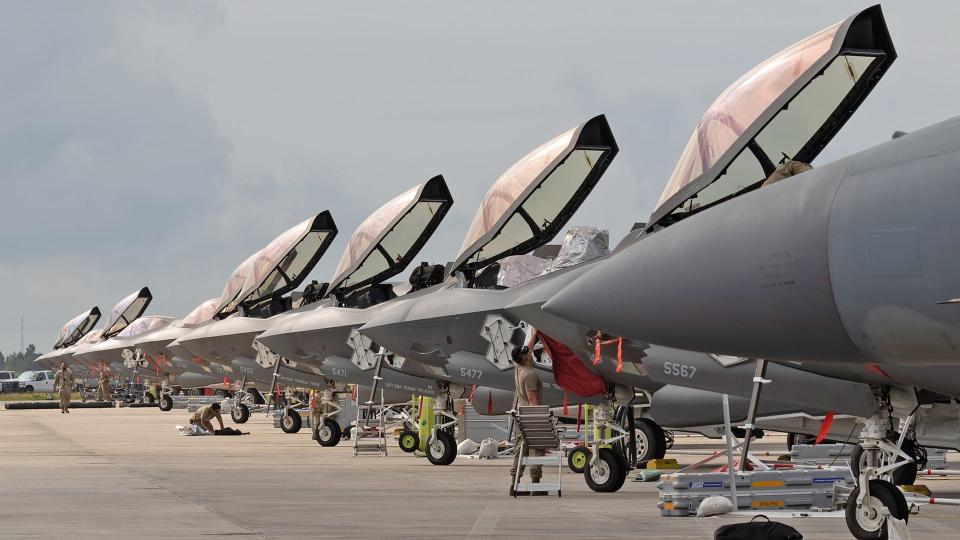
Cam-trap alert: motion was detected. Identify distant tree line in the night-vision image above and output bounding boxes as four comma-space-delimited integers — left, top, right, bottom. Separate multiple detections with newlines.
0, 344, 42, 374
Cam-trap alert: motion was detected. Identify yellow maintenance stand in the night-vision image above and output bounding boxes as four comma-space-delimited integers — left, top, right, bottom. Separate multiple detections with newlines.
418, 396, 435, 453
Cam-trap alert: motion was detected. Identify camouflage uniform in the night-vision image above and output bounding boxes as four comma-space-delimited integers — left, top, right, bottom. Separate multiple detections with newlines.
96, 371, 110, 402
309, 389, 321, 432
189, 405, 223, 432
54, 367, 73, 413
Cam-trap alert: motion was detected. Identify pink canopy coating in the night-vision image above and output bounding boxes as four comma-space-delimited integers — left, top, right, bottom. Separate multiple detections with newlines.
78, 329, 103, 345
116, 316, 175, 338
458, 126, 577, 257
656, 22, 840, 207
178, 298, 221, 327
55, 308, 96, 347
214, 251, 262, 314
104, 289, 150, 336
235, 216, 316, 303
331, 184, 422, 283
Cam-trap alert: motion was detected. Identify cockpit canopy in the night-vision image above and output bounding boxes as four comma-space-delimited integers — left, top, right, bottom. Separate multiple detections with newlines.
649, 5, 895, 230
116, 316, 175, 338
53, 307, 101, 349
177, 298, 220, 328
452, 114, 618, 275
215, 211, 338, 318
328, 176, 453, 295
102, 287, 152, 339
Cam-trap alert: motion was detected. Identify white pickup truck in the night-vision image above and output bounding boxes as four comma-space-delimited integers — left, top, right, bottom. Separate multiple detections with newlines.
15, 370, 56, 393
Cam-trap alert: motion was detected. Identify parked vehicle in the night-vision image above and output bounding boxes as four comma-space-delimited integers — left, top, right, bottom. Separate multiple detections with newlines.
0, 371, 18, 393
16, 370, 56, 393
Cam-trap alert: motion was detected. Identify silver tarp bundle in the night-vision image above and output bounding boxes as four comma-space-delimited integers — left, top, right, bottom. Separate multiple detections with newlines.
549, 226, 610, 272
497, 255, 551, 287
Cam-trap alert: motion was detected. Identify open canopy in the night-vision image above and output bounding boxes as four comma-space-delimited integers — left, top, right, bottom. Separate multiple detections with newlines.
116, 316, 175, 338
215, 211, 338, 317
102, 287, 153, 339
177, 298, 221, 328
53, 307, 101, 349
649, 5, 895, 230
452, 115, 618, 274
328, 176, 454, 294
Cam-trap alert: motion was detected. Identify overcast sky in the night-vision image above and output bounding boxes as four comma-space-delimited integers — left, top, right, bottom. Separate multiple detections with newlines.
2, 1, 958, 355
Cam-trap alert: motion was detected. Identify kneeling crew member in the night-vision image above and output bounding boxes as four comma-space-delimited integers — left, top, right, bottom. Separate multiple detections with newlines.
190, 403, 225, 433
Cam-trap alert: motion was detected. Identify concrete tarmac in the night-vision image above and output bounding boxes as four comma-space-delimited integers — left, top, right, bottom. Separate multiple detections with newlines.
2, 406, 959, 539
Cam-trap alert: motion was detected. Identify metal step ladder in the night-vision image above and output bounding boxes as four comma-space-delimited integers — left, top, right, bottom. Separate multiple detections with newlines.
353, 351, 388, 457
511, 405, 564, 497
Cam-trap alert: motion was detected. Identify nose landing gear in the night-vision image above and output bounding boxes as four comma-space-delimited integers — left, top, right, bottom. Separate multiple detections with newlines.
844, 396, 916, 540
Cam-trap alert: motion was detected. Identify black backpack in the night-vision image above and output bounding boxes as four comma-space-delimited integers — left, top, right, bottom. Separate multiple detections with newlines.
714, 515, 802, 540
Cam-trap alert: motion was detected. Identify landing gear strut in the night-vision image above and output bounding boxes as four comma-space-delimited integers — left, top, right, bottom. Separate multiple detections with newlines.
845, 395, 915, 540
314, 382, 344, 447
426, 382, 458, 466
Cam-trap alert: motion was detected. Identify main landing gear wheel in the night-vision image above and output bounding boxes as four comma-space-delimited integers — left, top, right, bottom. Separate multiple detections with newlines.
584, 448, 627, 493
845, 479, 909, 540
280, 409, 302, 434
568, 447, 591, 474
398, 430, 420, 453
158, 394, 173, 412
231, 403, 250, 424
635, 418, 667, 463
342, 425, 353, 441
426, 431, 457, 465
315, 418, 342, 447
851, 440, 918, 486
143, 392, 156, 404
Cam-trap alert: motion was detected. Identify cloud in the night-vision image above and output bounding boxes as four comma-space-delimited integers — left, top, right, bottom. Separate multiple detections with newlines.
3, 1, 960, 354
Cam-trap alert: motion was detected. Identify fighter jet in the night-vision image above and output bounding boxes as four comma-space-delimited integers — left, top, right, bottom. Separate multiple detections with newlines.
355, 115, 680, 482
71, 315, 175, 386
124, 298, 230, 398
36, 287, 152, 374
34, 307, 101, 369
168, 211, 339, 425
540, 6, 960, 537
254, 176, 455, 446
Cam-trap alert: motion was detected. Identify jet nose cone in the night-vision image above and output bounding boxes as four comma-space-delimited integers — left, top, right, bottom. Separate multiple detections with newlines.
542, 250, 643, 339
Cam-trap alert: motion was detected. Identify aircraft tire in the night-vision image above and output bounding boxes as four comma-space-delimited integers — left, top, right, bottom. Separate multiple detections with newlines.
280, 409, 302, 433
636, 418, 667, 462
231, 403, 250, 424
585, 448, 625, 493
398, 429, 419, 453
315, 419, 342, 447
158, 394, 173, 412
851, 441, 918, 486
568, 446, 591, 474
845, 479, 908, 539
426, 431, 457, 465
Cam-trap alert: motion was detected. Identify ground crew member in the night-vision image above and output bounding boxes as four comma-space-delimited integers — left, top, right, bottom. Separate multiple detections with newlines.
509, 329, 544, 495
189, 403, 225, 433
309, 389, 320, 439
96, 370, 110, 402
54, 362, 73, 414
